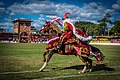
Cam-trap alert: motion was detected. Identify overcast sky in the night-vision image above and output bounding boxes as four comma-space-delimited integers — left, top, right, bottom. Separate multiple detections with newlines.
0, 0, 120, 32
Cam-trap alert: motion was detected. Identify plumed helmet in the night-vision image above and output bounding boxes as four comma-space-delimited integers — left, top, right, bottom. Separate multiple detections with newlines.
62, 12, 70, 20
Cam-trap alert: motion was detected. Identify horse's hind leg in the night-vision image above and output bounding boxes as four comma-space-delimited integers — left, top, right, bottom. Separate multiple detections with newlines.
78, 56, 92, 73
86, 58, 92, 72
78, 56, 87, 73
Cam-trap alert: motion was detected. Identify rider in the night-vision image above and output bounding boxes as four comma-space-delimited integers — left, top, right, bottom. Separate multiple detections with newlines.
57, 12, 92, 43
44, 12, 92, 43
57, 12, 99, 63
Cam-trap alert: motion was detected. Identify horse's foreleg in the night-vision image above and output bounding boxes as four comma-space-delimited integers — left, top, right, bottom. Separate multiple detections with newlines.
39, 51, 48, 72
43, 51, 47, 62
46, 50, 54, 63
39, 60, 47, 72
39, 50, 54, 72
79, 65, 87, 74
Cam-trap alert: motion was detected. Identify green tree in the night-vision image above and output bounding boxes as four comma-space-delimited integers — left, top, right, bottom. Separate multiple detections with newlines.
97, 13, 112, 36
75, 21, 96, 36
110, 19, 120, 35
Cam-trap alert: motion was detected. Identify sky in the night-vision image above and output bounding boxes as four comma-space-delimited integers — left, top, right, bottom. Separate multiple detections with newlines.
0, 0, 120, 32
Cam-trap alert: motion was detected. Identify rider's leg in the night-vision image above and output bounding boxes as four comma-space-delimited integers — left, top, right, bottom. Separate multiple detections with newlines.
58, 32, 69, 54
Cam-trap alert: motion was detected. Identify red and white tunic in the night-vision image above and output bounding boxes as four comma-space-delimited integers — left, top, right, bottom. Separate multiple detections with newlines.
63, 18, 92, 42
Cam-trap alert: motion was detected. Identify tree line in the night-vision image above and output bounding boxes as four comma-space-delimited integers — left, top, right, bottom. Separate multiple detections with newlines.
74, 13, 120, 36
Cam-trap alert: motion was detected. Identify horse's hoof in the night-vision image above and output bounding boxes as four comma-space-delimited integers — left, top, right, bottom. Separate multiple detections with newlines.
78, 71, 85, 74
78, 71, 81, 74
89, 69, 92, 72
39, 69, 43, 72
86, 69, 92, 72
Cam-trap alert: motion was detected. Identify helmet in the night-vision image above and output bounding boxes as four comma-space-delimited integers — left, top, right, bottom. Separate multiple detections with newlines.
62, 12, 70, 20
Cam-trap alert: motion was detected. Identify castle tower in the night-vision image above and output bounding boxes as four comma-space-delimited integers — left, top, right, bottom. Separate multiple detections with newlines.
12, 18, 33, 42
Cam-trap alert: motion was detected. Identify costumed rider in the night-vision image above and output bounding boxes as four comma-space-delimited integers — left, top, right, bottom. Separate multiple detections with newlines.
44, 12, 99, 63
56, 12, 99, 63
59, 12, 92, 42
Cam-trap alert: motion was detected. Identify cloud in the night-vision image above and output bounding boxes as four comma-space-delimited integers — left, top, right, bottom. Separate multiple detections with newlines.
0, 2, 7, 18
38, 17, 45, 21
0, 22, 14, 32
7, 1, 57, 15
0, 7, 5, 13
0, 2, 4, 6
32, 19, 45, 30
46, 15, 58, 19
112, 0, 120, 11
4, 22, 13, 26
9, 12, 16, 16
79, 2, 113, 20
5, 0, 116, 31
7, 1, 113, 21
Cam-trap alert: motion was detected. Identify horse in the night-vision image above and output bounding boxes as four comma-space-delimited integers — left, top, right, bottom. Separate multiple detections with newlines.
39, 21, 105, 73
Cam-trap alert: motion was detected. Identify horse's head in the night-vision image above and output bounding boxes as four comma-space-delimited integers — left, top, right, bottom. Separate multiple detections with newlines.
40, 21, 61, 38
44, 21, 52, 28
40, 21, 51, 34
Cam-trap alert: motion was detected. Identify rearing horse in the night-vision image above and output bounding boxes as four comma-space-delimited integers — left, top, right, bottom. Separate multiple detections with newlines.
39, 21, 105, 73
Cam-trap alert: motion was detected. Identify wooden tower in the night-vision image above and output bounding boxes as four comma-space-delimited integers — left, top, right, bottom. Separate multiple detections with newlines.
12, 18, 33, 42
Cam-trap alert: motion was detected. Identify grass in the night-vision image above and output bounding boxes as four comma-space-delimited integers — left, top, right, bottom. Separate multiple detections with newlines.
0, 43, 120, 80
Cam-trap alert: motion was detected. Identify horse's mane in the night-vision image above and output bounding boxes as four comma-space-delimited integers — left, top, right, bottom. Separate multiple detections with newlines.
52, 24, 62, 34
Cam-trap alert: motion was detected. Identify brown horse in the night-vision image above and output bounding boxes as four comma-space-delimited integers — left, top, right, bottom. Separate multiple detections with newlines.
39, 21, 105, 73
